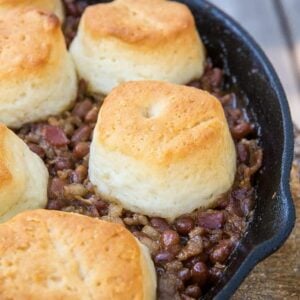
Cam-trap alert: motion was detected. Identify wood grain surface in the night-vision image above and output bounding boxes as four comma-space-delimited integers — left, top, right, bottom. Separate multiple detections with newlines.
232, 130, 300, 300
284, 0, 300, 73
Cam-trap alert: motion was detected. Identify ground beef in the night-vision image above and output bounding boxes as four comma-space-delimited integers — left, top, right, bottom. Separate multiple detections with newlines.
16, 1, 263, 299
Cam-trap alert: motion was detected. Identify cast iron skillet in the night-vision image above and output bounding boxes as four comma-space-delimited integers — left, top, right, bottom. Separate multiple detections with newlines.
86, 0, 295, 298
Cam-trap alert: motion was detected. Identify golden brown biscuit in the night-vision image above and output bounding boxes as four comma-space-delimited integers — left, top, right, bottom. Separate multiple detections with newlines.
0, 209, 156, 300
0, 124, 48, 223
89, 81, 236, 220
0, 0, 64, 22
0, 9, 77, 128
70, 0, 205, 94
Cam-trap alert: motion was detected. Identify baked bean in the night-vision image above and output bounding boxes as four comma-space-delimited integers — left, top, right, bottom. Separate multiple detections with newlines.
48, 177, 65, 199
231, 122, 253, 140
71, 125, 92, 143
54, 157, 73, 171
161, 230, 180, 248
180, 294, 195, 300
209, 240, 233, 264
197, 252, 209, 263
73, 142, 90, 158
209, 266, 223, 284
92, 199, 109, 216
197, 211, 225, 229
85, 107, 99, 123
150, 217, 170, 233
191, 262, 208, 285
178, 268, 191, 282
63, 121, 75, 137
184, 284, 202, 298
69, 115, 82, 127
169, 244, 182, 256
154, 251, 175, 265
72, 99, 93, 119
70, 165, 87, 183
174, 216, 194, 235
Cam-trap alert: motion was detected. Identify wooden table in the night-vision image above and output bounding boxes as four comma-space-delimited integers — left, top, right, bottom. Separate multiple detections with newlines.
208, 1, 300, 298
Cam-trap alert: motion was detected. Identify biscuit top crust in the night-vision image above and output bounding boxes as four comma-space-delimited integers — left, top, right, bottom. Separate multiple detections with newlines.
0, 0, 59, 10
0, 9, 62, 79
97, 81, 229, 166
83, 0, 196, 45
0, 0, 55, 5
0, 209, 147, 299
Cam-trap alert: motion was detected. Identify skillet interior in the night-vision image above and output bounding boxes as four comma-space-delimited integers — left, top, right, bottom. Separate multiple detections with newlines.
83, 0, 295, 298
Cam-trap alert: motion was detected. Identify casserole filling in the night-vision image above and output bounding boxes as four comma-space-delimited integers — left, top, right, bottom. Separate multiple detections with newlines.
16, 1, 263, 298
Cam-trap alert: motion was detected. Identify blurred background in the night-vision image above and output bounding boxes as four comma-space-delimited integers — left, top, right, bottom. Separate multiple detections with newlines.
209, 0, 300, 128
208, 1, 300, 299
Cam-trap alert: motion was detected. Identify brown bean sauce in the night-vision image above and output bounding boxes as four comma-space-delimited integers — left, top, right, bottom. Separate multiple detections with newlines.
15, 1, 263, 299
